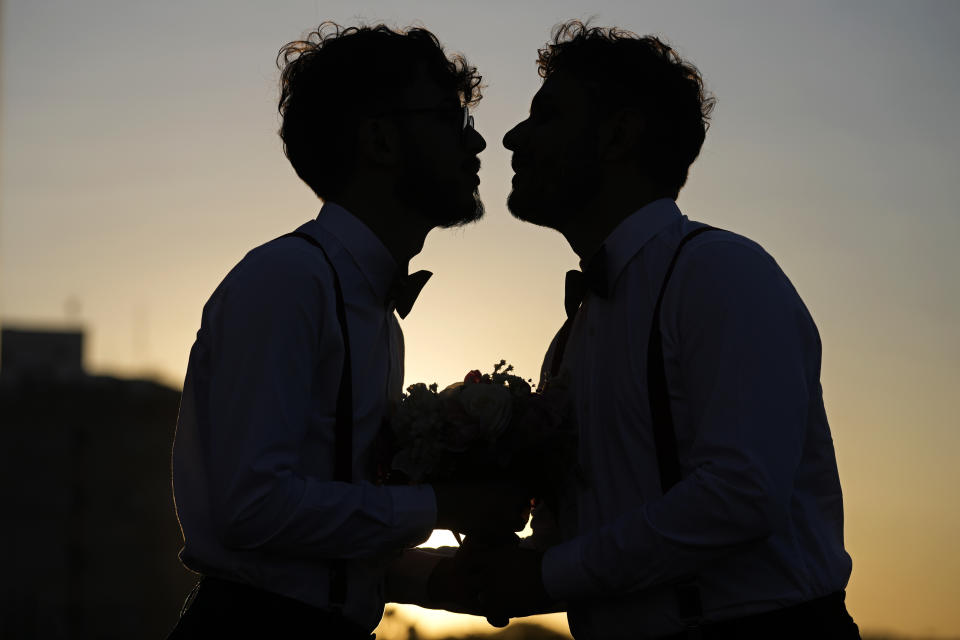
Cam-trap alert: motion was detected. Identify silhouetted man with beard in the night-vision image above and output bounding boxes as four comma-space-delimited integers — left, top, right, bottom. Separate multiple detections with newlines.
168, 23, 526, 639
473, 21, 861, 640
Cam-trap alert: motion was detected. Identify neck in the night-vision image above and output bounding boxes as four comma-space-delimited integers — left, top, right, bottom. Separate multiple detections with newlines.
333, 188, 433, 270
559, 177, 668, 259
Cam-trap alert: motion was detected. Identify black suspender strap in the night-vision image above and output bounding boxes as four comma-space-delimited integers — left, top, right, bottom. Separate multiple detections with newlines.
548, 225, 716, 491
542, 224, 717, 630
285, 231, 353, 484
647, 225, 716, 630
647, 226, 715, 493
282, 230, 352, 608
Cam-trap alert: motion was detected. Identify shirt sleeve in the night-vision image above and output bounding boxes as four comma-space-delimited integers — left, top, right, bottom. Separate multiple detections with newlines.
543, 237, 820, 599
202, 242, 436, 559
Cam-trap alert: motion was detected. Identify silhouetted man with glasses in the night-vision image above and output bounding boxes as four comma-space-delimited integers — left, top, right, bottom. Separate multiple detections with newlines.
168, 23, 527, 639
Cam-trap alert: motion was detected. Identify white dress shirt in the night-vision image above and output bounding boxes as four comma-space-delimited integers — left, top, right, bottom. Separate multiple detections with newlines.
540, 199, 852, 639
172, 202, 436, 631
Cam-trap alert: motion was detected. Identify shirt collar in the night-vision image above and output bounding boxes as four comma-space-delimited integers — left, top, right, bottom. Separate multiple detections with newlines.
586, 198, 682, 290
314, 201, 398, 304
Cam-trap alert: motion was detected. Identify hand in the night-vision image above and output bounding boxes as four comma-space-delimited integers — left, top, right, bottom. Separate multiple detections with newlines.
425, 555, 483, 615
422, 535, 522, 617
433, 484, 531, 535
473, 545, 552, 623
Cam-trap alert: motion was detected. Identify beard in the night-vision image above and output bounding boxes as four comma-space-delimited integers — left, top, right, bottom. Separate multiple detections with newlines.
395, 146, 484, 229
507, 137, 602, 231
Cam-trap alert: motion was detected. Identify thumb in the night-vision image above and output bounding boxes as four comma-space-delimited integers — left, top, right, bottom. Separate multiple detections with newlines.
478, 592, 510, 628
486, 615, 510, 628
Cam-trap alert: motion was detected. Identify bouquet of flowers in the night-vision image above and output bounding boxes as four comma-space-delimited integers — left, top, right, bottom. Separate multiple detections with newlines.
385, 361, 571, 628
382, 360, 574, 499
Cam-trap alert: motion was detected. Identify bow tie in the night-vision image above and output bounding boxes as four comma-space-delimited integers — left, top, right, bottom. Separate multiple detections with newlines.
564, 246, 608, 319
389, 270, 433, 319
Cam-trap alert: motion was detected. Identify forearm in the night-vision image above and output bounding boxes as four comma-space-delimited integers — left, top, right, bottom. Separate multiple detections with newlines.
214, 477, 436, 558
542, 468, 777, 600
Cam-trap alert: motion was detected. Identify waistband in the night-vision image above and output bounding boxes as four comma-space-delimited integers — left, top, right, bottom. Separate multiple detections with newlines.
655, 591, 858, 640
178, 576, 373, 640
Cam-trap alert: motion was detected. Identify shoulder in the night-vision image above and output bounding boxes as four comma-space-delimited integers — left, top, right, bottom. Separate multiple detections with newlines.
677, 227, 787, 288
666, 226, 807, 319
207, 226, 342, 319
226, 227, 339, 293
684, 227, 774, 267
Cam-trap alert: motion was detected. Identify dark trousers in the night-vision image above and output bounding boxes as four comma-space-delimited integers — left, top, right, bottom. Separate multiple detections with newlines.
657, 591, 860, 640
166, 577, 373, 640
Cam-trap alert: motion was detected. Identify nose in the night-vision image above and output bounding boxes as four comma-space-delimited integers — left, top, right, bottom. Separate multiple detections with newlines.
465, 124, 486, 154
502, 120, 524, 151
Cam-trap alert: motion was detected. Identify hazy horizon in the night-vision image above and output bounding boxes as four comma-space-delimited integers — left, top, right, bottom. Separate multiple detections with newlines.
3, 1, 959, 637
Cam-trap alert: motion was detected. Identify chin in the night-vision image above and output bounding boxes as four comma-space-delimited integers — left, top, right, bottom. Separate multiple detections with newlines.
507, 191, 555, 228
433, 190, 484, 229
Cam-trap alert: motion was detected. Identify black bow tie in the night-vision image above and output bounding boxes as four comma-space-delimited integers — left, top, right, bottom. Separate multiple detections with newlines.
389, 270, 433, 319
564, 246, 608, 319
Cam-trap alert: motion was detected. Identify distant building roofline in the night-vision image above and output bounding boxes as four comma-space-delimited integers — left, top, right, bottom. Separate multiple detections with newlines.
1, 324, 86, 380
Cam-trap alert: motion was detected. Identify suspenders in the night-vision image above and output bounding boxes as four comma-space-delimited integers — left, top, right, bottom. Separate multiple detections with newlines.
648, 226, 715, 630
282, 230, 353, 608
647, 226, 715, 495
286, 223, 715, 619
550, 225, 716, 627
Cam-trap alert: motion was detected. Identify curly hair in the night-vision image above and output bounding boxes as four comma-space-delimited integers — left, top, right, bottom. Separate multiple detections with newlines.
277, 22, 483, 200
537, 21, 716, 198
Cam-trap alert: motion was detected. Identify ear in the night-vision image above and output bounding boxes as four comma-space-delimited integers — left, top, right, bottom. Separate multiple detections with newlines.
598, 108, 645, 163
356, 117, 402, 167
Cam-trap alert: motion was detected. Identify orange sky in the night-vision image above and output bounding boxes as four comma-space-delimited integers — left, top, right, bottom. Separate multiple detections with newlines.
2, 1, 959, 637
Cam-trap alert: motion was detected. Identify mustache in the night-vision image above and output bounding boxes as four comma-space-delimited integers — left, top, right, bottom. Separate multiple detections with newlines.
462, 157, 481, 174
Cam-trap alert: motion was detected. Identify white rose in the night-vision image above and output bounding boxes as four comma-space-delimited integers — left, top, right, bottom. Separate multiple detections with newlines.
459, 383, 513, 440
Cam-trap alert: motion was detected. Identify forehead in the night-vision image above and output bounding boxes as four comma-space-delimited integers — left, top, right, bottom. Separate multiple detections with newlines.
401, 66, 459, 108
531, 71, 591, 112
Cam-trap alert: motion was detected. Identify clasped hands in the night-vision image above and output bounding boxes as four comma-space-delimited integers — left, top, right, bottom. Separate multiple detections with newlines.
431, 484, 554, 626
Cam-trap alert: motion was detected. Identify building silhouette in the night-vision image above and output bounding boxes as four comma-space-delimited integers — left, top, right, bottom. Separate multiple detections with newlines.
1, 326, 195, 638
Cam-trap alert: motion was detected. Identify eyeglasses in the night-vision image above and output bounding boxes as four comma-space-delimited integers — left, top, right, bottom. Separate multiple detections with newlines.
379, 105, 474, 137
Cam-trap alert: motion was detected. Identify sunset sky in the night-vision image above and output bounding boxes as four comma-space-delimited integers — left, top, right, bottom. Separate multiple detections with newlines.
2, 1, 959, 637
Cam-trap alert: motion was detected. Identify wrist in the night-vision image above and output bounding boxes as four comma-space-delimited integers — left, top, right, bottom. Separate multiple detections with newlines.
431, 484, 454, 530
425, 557, 453, 602
530, 549, 548, 601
